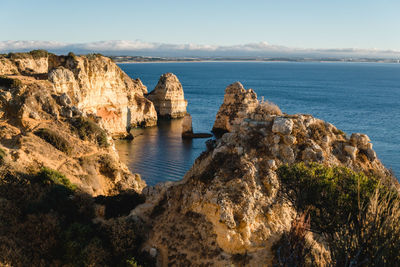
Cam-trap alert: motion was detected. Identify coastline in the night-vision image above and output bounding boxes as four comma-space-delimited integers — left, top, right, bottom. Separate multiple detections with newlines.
115, 59, 400, 64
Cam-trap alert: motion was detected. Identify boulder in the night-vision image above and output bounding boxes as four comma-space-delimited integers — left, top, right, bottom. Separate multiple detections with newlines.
272, 117, 294, 135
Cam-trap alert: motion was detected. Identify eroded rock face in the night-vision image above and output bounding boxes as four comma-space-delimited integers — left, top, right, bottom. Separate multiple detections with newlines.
1, 53, 158, 138
146, 73, 187, 119
212, 82, 259, 135
0, 53, 149, 195
134, 83, 393, 266
48, 55, 158, 136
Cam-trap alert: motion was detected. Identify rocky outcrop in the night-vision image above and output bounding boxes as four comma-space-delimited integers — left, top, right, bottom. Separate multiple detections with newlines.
133, 82, 394, 266
212, 82, 260, 135
0, 52, 150, 195
181, 113, 193, 137
0, 52, 158, 138
181, 113, 213, 139
146, 73, 187, 119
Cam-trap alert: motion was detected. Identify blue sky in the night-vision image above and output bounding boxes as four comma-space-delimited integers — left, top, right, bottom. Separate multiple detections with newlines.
1, 0, 400, 50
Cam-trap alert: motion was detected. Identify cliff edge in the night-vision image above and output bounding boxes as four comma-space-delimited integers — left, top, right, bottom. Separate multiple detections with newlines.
1, 51, 157, 138
135, 82, 398, 266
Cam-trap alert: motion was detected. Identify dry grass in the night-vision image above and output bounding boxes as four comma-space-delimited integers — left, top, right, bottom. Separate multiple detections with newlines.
273, 213, 313, 266
258, 98, 282, 115
329, 188, 400, 266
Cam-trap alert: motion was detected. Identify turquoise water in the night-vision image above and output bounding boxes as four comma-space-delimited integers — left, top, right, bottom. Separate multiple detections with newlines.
116, 62, 400, 185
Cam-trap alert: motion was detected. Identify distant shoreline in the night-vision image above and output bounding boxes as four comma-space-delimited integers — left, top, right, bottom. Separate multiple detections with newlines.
116, 60, 400, 64
112, 57, 400, 64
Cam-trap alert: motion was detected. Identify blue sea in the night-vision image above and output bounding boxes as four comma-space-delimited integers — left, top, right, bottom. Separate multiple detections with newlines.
115, 62, 400, 185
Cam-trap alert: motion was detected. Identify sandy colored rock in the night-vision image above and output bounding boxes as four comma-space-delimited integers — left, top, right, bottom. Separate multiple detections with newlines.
1, 52, 158, 138
133, 82, 394, 266
0, 52, 149, 195
212, 82, 258, 135
146, 73, 187, 119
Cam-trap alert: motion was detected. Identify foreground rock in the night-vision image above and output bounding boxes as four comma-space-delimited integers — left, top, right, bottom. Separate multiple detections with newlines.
134, 82, 396, 266
1, 51, 157, 138
146, 73, 187, 119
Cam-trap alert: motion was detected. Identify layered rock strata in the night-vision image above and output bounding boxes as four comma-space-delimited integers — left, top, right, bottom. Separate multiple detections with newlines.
0, 52, 149, 195
146, 73, 187, 119
1, 52, 157, 138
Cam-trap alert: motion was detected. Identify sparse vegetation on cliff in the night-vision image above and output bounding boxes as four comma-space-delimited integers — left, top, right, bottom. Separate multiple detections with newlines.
0, 75, 22, 88
0, 166, 153, 266
275, 163, 400, 266
277, 163, 379, 233
34, 128, 73, 155
6, 49, 50, 60
71, 117, 109, 147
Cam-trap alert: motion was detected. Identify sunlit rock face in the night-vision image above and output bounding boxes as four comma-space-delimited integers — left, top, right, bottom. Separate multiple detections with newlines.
134, 82, 393, 266
212, 82, 259, 135
48, 54, 157, 137
146, 73, 187, 119
1, 52, 158, 138
0, 52, 156, 194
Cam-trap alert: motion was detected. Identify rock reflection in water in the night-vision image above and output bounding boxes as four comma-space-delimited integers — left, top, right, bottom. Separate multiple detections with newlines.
115, 118, 209, 186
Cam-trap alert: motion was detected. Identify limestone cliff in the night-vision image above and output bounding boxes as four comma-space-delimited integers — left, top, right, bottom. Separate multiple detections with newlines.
0, 52, 149, 195
1, 51, 157, 138
146, 73, 187, 119
133, 82, 396, 266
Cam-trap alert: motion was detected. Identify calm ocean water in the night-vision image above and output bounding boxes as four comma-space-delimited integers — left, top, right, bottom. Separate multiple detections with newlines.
115, 62, 400, 185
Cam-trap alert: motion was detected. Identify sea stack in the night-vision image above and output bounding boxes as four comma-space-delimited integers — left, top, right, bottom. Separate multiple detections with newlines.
181, 113, 193, 137
146, 73, 188, 119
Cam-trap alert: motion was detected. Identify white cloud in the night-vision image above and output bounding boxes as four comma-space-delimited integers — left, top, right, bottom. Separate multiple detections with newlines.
1, 40, 399, 58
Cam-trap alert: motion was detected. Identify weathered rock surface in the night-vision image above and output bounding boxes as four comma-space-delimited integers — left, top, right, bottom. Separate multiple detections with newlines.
146, 73, 187, 119
212, 82, 259, 135
133, 82, 394, 266
1, 52, 158, 138
0, 52, 149, 195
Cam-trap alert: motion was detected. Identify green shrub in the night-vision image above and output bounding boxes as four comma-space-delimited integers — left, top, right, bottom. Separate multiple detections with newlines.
330, 190, 400, 266
67, 52, 76, 58
29, 49, 49, 59
34, 128, 73, 154
126, 257, 142, 267
35, 167, 77, 191
71, 117, 109, 147
277, 163, 378, 234
0, 75, 22, 88
86, 53, 103, 60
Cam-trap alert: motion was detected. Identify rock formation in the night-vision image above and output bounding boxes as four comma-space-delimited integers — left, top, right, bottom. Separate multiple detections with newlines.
212, 81, 260, 135
146, 73, 187, 119
181, 113, 194, 137
1, 51, 157, 138
132, 82, 396, 266
181, 113, 213, 139
1, 53, 399, 266
0, 52, 148, 195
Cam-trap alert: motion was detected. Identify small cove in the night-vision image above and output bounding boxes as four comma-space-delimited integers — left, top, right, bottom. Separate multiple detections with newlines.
116, 62, 400, 185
